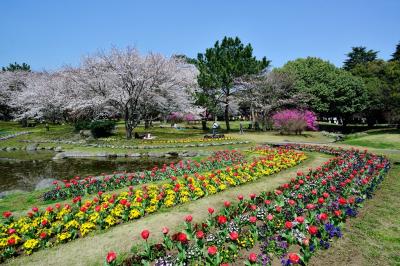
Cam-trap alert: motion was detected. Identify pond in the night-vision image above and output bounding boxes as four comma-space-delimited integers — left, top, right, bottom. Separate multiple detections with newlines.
0, 151, 180, 192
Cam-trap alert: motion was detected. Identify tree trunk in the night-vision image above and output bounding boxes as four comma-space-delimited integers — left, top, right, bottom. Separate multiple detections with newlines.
224, 103, 230, 131
144, 119, 150, 129
201, 119, 207, 130
124, 107, 133, 139
250, 104, 255, 130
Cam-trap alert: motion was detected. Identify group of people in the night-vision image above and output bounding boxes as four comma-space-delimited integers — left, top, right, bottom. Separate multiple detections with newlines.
212, 121, 244, 135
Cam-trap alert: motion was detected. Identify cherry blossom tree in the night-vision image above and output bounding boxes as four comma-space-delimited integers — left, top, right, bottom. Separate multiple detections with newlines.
70, 47, 197, 139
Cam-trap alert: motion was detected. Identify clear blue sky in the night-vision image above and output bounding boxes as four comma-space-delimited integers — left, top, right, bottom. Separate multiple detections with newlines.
1, 0, 399, 71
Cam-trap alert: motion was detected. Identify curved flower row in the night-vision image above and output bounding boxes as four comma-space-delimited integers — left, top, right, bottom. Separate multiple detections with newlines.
0, 147, 306, 261
105, 145, 389, 266
43, 150, 245, 201
139, 136, 236, 144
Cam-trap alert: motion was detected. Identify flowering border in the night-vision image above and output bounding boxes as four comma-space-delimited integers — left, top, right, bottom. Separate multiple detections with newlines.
105, 145, 389, 266
0, 147, 306, 261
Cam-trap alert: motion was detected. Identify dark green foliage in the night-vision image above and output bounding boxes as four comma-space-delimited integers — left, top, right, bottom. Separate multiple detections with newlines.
351, 60, 400, 125
2, 62, 31, 72
389, 41, 400, 62
280, 57, 367, 124
73, 120, 116, 137
89, 120, 116, 138
343, 46, 378, 71
73, 120, 92, 131
196, 36, 270, 130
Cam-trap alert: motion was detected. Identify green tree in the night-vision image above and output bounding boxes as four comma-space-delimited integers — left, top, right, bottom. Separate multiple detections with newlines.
343, 46, 378, 71
2, 62, 31, 72
196, 36, 270, 131
281, 57, 367, 126
389, 41, 400, 62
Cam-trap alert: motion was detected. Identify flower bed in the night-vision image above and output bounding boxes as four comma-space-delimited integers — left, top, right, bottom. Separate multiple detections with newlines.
18, 137, 244, 151
42, 150, 245, 201
104, 145, 389, 266
0, 147, 306, 261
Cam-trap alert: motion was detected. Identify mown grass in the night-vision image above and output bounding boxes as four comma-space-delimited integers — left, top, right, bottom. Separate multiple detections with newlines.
310, 151, 400, 266
342, 128, 400, 150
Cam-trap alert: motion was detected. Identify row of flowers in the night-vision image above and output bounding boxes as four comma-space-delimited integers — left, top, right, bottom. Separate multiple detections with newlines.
0, 147, 306, 261
42, 150, 246, 201
103, 145, 389, 265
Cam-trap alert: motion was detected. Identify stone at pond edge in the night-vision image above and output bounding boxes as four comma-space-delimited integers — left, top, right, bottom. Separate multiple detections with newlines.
26, 144, 39, 151
35, 178, 58, 190
54, 146, 63, 152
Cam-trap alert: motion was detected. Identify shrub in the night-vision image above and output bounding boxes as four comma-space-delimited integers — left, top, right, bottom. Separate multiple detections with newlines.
89, 120, 116, 138
272, 109, 317, 134
73, 120, 91, 131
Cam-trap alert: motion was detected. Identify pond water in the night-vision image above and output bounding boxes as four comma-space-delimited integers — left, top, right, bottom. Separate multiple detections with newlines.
0, 151, 179, 192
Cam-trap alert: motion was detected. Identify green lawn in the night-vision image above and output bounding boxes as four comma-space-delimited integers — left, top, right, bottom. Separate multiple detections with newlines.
1, 121, 400, 265
342, 128, 400, 150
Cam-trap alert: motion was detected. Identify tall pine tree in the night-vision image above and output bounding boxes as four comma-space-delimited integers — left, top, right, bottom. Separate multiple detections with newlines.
197, 36, 269, 131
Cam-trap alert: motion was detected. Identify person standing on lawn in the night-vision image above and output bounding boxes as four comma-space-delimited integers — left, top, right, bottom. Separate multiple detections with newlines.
212, 121, 219, 136
239, 121, 244, 134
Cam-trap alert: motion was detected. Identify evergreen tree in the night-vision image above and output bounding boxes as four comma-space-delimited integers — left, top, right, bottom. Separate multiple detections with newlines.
197, 36, 269, 131
343, 46, 378, 71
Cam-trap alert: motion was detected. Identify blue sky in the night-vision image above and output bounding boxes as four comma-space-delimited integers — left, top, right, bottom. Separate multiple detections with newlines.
1, 0, 399, 71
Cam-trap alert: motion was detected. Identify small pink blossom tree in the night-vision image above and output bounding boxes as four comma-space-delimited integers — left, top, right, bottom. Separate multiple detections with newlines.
272, 109, 317, 134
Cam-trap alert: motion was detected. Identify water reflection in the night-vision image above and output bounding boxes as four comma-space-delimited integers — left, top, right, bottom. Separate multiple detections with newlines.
0, 151, 179, 192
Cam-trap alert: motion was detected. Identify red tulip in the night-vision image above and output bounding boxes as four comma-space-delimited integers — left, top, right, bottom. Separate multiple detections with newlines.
217, 215, 227, 224
308, 225, 318, 235
229, 231, 239, 241
319, 213, 328, 221
141, 229, 150, 240
162, 227, 169, 235
185, 215, 193, 222
249, 193, 256, 199
323, 192, 329, 198
196, 230, 204, 239
224, 201, 231, 207
306, 203, 315, 210
40, 232, 47, 239
285, 221, 293, 229
334, 210, 342, 216
32, 207, 39, 213
288, 199, 296, 206
106, 251, 117, 263
207, 245, 217, 255
318, 197, 324, 204
249, 216, 257, 223
177, 232, 187, 242
237, 194, 244, 201
7, 237, 16, 246
296, 216, 305, 224
249, 252, 258, 263
264, 199, 271, 205
338, 197, 347, 205
208, 207, 214, 214
288, 253, 300, 264
7, 228, 16, 235
267, 214, 274, 221
55, 203, 61, 209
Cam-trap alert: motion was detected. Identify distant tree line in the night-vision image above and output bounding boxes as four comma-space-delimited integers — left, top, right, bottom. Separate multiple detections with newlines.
1, 37, 399, 135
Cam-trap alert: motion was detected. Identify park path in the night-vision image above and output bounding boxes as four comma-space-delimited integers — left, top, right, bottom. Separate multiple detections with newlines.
6, 153, 331, 266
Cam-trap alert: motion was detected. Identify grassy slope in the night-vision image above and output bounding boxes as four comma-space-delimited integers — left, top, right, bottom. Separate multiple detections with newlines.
5, 153, 328, 266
